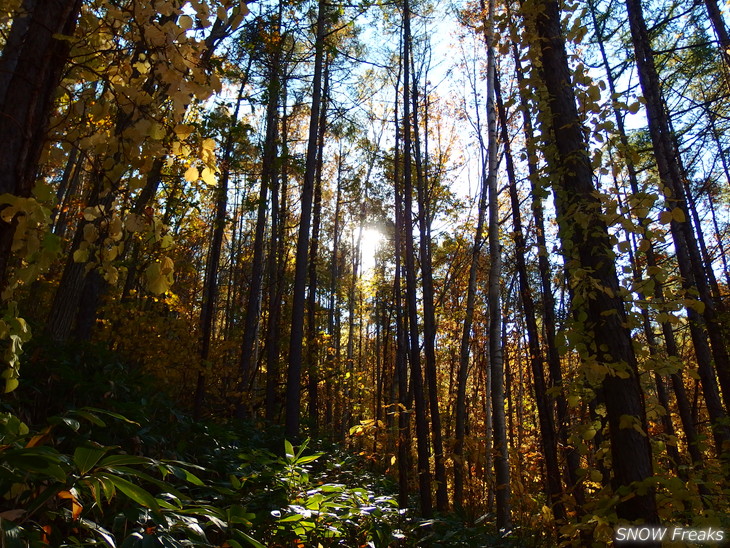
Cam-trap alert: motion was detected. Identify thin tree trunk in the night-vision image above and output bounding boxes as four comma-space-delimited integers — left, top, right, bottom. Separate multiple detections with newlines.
483, 0, 510, 529
193, 85, 244, 418
454, 91, 488, 512
625, 0, 730, 437
239, 52, 281, 412
703, 0, 730, 76
402, 0, 432, 517
285, 0, 327, 440
265, 83, 290, 422
307, 58, 329, 433
409, 47, 448, 514
496, 73, 564, 523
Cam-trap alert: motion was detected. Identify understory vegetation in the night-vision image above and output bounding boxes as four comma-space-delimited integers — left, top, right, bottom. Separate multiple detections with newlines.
0, 343, 526, 547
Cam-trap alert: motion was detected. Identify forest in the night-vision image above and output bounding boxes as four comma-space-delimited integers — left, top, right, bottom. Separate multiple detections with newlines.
1, 0, 730, 545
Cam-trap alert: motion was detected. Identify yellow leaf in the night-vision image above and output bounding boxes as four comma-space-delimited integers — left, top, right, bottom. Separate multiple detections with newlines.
179, 15, 193, 30
73, 248, 89, 263
145, 262, 171, 295
201, 167, 217, 186
83, 224, 99, 243
671, 207, 686, 222
83, 206, 103, 221
202, 138, 216, 151
1, 205, 17, 223
184, 166, 199, 183
160, 256, 174, 275
150, 122, 166, 140
174, 124, 194, 140
4, 377, 18, 393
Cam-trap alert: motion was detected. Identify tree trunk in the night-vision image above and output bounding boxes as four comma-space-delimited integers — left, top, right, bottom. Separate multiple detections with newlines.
239, 54, 280, 412
505, 0, 583, 507
482, 0, 510, 530
409, 47, 448, 514
402, 0, 433, 517
496, 73, 564, 523
531, 0, 658, 523
285, 0, 326, 441
625, 0, 730, 439
454, 85, 488, 512
307, 58, 329, 433
193, 85, 244, 418
0, 0, 82, 290
265, 83, 290, 423
703, 0, 730, 76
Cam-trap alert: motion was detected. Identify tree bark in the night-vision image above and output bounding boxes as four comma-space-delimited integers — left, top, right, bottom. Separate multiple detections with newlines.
285, 0, 327, 441
496, 73, 564, 523
531, 0, 659, 523
193, 85, 244, 418
625, 0, 730, 441
0, 0, 82, 290
409, 46, 448, 514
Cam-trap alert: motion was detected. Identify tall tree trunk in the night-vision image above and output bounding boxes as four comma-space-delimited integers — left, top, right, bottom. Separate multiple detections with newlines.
392, 60, 411, 509
625, 0, 730, 437
402, 0, 433, 518
703, 0, 730, 76
265, 83, 290, 422
0, 0, 82, 291
285, 0, 327, 440
505, 1, 583, 507
325, 144, 343, 429
239, 46, 281, 412
193, 85, 244, 418
454, 85, 488, 512
496, 74, 564, 523
483, 0, 510, 529
587, 0, 717, 470
531, 0, 658, 523
409, 46, 448, 514
307, 58, 329, 433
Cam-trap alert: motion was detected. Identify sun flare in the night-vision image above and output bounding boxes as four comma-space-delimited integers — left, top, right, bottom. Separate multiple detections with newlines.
360, 227, 384, 273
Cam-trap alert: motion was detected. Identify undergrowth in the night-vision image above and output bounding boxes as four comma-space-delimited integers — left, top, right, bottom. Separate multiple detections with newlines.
0, 341, 521, 547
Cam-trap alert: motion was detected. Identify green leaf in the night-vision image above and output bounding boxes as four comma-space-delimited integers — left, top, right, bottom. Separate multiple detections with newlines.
278, 514, 303, 522
3, 448, 66, 482
4, 377, 18, 393
74, 445, 108, 475
102, 474, 160, 512
0, 518, 25, 548
81, 407, 140, 425
234, 531, 266, 548
48, 415, 81, 431
284, 440, 294, 461
98, 455, 151, 468
72, 410, 107, 427
295, 454, 320, 465
78, 517, 115, 547
105, 466, 187, 501
167, 465, 204, 486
